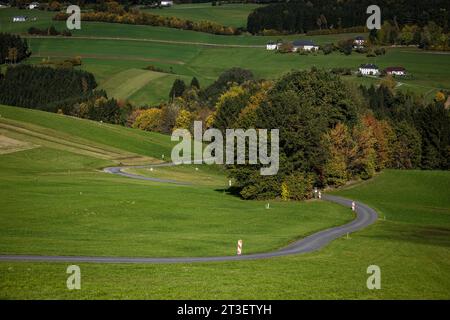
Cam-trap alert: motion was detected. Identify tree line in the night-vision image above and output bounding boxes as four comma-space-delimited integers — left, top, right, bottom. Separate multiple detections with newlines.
220, 69, 449, 200
132, 67, 450, 201
368, 21, 450, 51
53, 1, 241, 35
0, 33, 30, 64
28, 26, 72, 37
129, 68, 255, 134
247, 0, 450, 35
0, 64, 132, 125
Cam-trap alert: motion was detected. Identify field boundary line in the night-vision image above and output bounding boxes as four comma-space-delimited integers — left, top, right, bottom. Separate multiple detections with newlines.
23, 35, 265, 48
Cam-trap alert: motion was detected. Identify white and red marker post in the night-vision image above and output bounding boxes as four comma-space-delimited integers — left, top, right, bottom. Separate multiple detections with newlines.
352, 201, 356, 211
237, 240, 243, 255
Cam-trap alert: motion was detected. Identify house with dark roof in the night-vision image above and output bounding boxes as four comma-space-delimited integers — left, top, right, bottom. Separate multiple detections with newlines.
384, 66, 406, 76
12, 16, 27, 22
266, 40, 283, 50
353, 36, 366, 48
359, 64, 379, 76
292, 40, 319, 52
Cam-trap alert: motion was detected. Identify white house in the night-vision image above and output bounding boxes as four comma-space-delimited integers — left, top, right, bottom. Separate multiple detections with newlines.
160, 0, 173, 6
359, 64, 380, 76
354, 36, 365, 48
28, 2, 39, 9
12, 16, 27, 22
292, 40, 319, 52
266, 41, 282, 50
385, 66, 406, 76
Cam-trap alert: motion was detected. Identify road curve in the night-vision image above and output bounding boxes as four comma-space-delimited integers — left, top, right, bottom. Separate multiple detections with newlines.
0, 163, 378, 264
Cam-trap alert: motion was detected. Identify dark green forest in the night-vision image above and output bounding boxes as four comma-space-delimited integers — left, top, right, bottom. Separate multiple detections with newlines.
0, 64, 96, 111
0, 64, 131, 124
247, 0, 450, 34
0, 33, 30, 64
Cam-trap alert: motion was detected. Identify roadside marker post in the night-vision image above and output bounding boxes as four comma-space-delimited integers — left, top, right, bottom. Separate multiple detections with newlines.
237, 240, 243, 255
228, 179, 232, 187
352, 201, 356, 211
318, 191, 322, 199
266, 203, 270, 209
314, 187, 318, 198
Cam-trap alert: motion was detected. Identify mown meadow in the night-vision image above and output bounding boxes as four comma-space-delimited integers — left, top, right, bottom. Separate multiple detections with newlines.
0, 4, 449, 300
2, 7, 448, 105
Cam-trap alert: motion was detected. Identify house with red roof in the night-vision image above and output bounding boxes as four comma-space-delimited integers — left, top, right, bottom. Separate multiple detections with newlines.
385, 67, 406, 76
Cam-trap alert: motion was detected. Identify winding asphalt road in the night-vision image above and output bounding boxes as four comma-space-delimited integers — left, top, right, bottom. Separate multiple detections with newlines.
0, 163, 378, 264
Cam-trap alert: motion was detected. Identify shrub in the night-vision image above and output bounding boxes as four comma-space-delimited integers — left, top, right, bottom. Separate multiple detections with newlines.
174, 109, 194, 131
283, 173, 314, 200
133, 108, 163, 132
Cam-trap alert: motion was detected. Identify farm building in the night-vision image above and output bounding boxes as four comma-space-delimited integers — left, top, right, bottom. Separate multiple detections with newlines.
385, 66, 406, 76
354, 36, 365, 47
12, 16, 27, 22
359, 64, 380, 76
266, 42, 278, 50
292, 40, 319, 52
266, 41, 283, 50
28, 2, 39, 9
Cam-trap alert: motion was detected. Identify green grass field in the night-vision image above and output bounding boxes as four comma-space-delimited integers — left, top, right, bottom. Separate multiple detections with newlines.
2, 8, 448, 105
0, 6, 449, 299
23, 37, 450, 105
0, 106, 449, 299
96, 68, 194, 105
0, 8, 361, 45
0, 105, 352, 259
142, 3, 262, 28
123, 164, 228, 187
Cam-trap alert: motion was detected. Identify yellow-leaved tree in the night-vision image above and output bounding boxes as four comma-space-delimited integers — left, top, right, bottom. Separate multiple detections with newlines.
435, 91, 446, 102
174, 109, 194, 132
133, 108, 162, 132
281, 182, 290, 201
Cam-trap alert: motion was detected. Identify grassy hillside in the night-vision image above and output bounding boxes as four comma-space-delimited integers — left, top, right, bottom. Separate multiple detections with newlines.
0, 4, 449, 299
24, 37, 450, 106
141, 3, 261, 28
2, 8, 447, 105
0, 8, 360, 45
0, 105, 352, 258
333, 170, 450, 226
0, 105, 173, 159
1, 164, 449, 299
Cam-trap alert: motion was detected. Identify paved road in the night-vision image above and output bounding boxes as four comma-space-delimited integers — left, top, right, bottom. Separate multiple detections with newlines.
103, 163, 193, 185
0, 164, 378, 264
